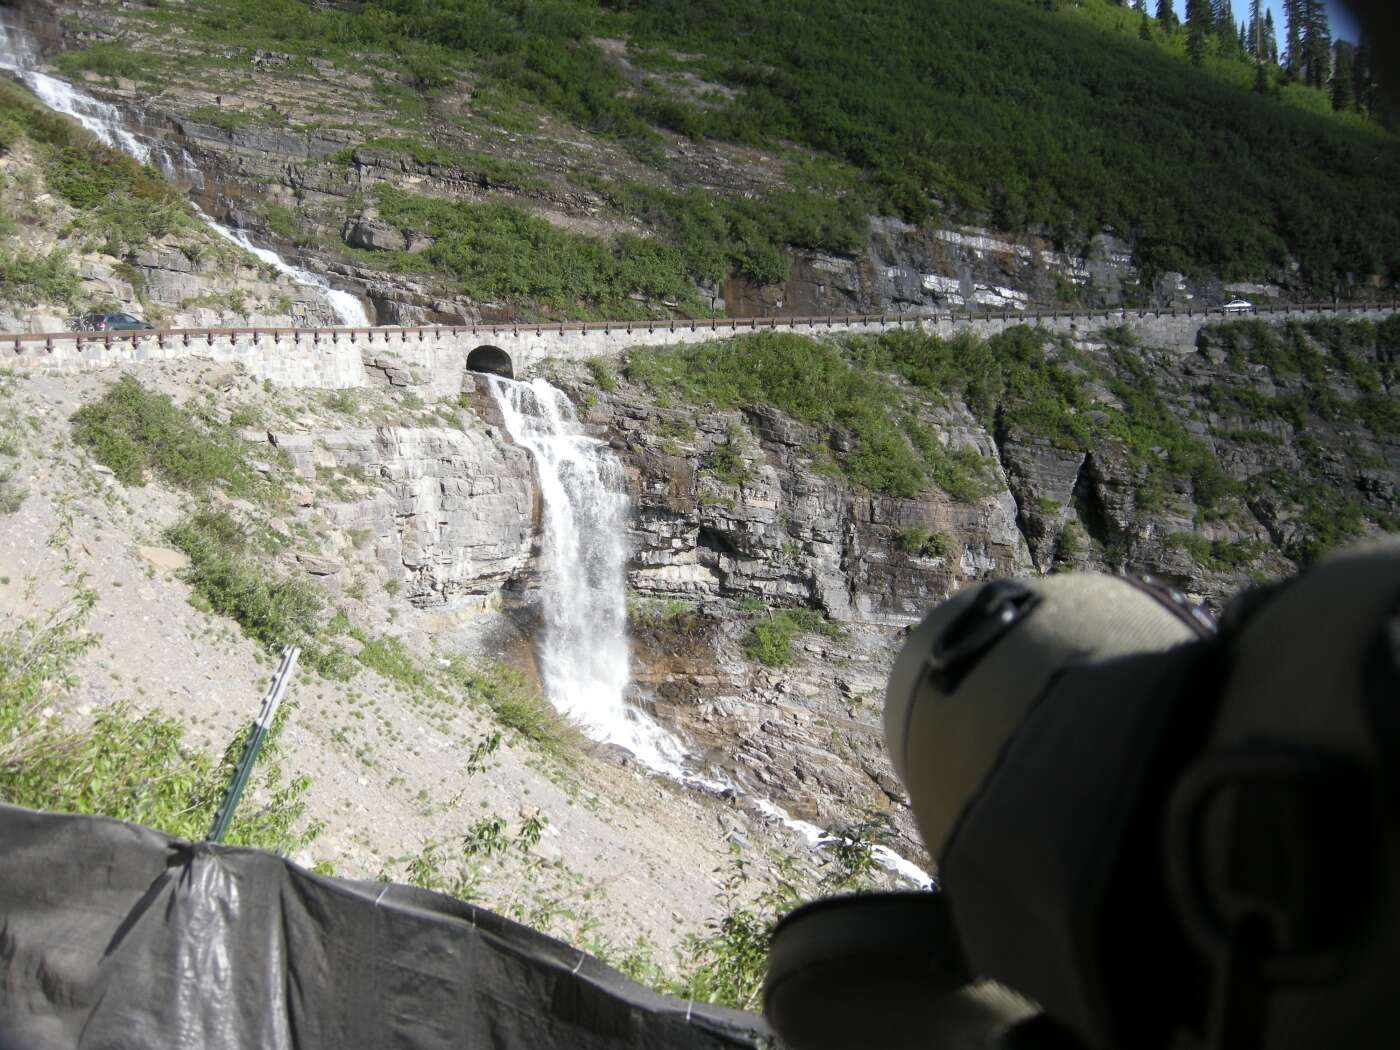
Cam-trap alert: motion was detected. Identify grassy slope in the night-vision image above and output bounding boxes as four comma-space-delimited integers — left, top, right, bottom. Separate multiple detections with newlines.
64, 0, 1399, 295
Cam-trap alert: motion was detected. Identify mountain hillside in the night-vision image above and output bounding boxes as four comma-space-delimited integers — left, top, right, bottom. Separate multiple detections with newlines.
9, 0, 1394, 331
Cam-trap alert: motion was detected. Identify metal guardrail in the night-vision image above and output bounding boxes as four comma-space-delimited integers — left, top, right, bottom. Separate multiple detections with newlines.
4, 300, 1397, 350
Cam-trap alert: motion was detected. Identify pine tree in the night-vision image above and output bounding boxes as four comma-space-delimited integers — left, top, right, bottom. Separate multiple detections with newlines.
1217, 0, 1239, 54
1246, 0, 1262, 58
1283, 0, 1302, 78
1186, 0, 1211, 64
1331, 40, 1355, 111
1302, 0, 1331, 90
1263, 9, 1279, 65
1154, 0, 1176, 30
1134, 0, 1147, 13
1353, 33, 1373, 114
1140, 10, 1152, 40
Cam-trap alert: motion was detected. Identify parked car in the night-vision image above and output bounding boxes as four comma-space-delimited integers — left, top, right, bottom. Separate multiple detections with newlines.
68, 312, 156, 332
1221, 298, 1253, 313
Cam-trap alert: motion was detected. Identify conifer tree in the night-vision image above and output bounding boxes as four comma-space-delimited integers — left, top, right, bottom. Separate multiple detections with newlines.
1154, 0, 1176, 30
1302, 0, 1331, 90
1353, 33, 1373, 114
1247, 0, 1262, 58
1134, 0, 1147, 13
1283, 0, 1302, 78
1331, 40, 1354, 111
1217, 1, 1239, 54
1186, 0, 1211, 64
1140, 10, 1152, 40
1263, 9, 1279, 65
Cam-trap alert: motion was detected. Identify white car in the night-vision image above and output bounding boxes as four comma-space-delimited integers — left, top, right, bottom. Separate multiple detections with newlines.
1221, 299, 1253, 313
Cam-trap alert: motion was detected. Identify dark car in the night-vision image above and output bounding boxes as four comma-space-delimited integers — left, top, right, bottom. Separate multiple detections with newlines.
68, 312, 156, 332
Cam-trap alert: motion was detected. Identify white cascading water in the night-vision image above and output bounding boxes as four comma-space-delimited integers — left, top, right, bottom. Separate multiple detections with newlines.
487, 376, 696, 777
0, 19, 369, 327
489, 375, 932, 885
198, 211, 370, 326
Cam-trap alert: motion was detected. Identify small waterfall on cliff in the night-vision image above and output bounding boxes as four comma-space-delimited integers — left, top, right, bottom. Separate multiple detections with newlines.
199, 210, 370, 326
0, 19, 369, 327
487, 376, 695, 777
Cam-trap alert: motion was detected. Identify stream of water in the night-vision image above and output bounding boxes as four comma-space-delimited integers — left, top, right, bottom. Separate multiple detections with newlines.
0, 19, 369, 327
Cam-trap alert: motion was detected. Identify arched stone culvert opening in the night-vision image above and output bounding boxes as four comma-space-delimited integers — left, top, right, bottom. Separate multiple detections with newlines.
466, 345, 514, 378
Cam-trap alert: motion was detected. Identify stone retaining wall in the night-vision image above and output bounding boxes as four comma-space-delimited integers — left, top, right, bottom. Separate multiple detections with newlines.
4, 304, 1393, 392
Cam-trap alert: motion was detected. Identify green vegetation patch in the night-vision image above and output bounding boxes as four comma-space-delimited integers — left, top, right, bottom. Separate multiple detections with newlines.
443, 657, 577, 757
356, 185, 705, 316
167, 511, 353, 678
593, 179, 869, 287
0, 592, 318, 851
101, 0, 1399, 287
70, 376, 256, 494
742, 607, 841, 667
898, 527, 956, 560
0, 79, 193, 257
50, 43, 159, 83
0, 249, 82, 308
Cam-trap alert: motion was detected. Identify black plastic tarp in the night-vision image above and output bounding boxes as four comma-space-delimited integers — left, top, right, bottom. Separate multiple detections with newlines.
0, 804, 769, 1049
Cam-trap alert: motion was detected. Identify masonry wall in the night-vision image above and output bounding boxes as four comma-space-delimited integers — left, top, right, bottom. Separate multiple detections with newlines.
5, 306, 1392, 392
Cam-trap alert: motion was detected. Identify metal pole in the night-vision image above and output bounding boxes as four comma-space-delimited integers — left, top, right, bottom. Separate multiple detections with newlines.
207, 645, 301, 843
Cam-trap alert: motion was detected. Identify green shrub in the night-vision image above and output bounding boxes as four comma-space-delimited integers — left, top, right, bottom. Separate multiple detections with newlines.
898, 527, 955, 559
628, 331, 928, 496
443, 657, 577, 756
357, 185, 704, 316
356, 634, 429, 691
0, 591, 317, 851
335, 137, 543, 191
673, 851, 801, 1012
742, 607, 839, 666
70, 376, 255, 493
167, 511, 352, 677
187, 104, 257, 132
51, 44, 154, 82
586, 357, 618, 392
0, 249, 82, 307
702, 433, 753, 487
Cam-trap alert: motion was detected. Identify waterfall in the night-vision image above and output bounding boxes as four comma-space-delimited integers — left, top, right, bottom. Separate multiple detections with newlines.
199, 211, 370, 327
0, 19, 369, 327
486, 376, 695, 777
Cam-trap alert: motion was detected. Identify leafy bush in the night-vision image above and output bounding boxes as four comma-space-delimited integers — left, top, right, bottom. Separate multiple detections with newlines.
702, 432, 753, 487
356, 634, 429, 690
0, 249, 82, 308
51, 44, 154, 82
70, 376, 256, 493
336, 137, 543, 191
628, 331, 929, 496
742, 607, 839, 666
673, 851, 800, 1011
0, 79, 192, 255
443, 657, 577, 756
586, 357, 618, 392
898, 527, 955, 559
167, 511, 353, 677
0, 591, 318, 851
358, 185, 705, 316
